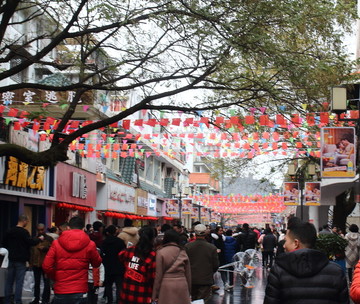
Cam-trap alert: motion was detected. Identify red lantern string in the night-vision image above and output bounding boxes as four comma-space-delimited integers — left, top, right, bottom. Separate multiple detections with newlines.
103, 212, 158, 220
163, 217, 174, 221
189, 194, 286, 214
56, 203, 93, 212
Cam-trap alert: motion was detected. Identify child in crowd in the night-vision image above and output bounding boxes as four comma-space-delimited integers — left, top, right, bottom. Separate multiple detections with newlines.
88, 249, 104, 304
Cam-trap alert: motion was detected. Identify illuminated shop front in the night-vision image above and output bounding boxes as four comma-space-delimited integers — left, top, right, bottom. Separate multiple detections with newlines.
0, 156, 55, 239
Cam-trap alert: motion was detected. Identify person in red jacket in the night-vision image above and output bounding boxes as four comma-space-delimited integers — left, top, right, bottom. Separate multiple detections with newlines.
350, 260, 360, 303
42, 216, 102, 304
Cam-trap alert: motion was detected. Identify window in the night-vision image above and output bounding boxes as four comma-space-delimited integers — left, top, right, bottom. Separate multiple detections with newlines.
10, 57, 24, 83
145, 157, 153, 181
153, 159, 161, 185
136, 157, 145, 178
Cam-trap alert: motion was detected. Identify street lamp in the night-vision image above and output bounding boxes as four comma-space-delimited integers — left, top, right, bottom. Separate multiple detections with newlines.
288, 162, 316, 221
171, 186, 190, 225
331, 86, 348, 113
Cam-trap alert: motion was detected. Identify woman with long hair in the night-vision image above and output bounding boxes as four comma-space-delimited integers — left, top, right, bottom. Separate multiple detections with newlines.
152, 229, 191, 304
118, 226, 156, 304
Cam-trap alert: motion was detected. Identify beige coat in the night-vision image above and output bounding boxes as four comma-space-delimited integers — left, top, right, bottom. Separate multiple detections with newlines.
152, 243, 191, 304
118, 226, 139, 247
345, 232, 360, 268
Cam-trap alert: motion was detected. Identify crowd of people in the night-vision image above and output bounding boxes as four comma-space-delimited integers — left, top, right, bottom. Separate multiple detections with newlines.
2, 215, 360, 304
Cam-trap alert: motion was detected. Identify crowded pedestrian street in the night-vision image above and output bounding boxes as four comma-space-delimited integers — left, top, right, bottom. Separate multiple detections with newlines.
2, 1, 360, 304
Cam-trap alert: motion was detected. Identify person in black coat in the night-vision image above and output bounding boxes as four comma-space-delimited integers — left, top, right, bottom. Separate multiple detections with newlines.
223, 229, 237, 289
264, 219, 349, 304
2, 215, 43, 304
211, 226, 226, 288
262, 229, 277, 268
235, 223, 257, 252
101, 225, 126, 304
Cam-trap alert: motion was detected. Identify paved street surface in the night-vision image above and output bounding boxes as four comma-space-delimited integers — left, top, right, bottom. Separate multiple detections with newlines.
21, 267, 268, 304
209, 267, 267, 304
18, 266, 354, 304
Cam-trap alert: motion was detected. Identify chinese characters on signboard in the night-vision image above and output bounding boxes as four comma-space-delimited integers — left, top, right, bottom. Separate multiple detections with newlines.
0, 89, 93, 105
72, 172, 87, 199
4, 156, 45, 190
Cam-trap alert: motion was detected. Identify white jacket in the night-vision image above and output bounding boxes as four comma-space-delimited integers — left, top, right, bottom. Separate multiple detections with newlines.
0, 248, 9, 268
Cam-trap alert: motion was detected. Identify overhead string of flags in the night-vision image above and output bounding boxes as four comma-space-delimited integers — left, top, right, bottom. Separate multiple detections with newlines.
1, 93, 357, 158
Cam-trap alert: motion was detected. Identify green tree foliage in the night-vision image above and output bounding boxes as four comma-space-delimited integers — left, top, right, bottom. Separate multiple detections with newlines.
316, 233, 348, 260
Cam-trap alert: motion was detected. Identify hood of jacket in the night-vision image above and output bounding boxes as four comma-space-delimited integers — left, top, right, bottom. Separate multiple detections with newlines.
347, 232, 359, 242
58, 229, 90, 252
224, 236, 236, 244
121, 226, 138, 237
276, 248, 329, 278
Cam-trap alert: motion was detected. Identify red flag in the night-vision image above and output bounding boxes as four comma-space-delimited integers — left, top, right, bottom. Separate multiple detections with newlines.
320, 112, 329, 124
7, 108, 18, 117
200, 117, 209, 127
306, 114, 315, 126
215, 117, 224, 125
146, 119, 157, 126
122, 120, 130, 130
172, 118, 181, 126
245, 116, 255, 124
276, 114, 286, 126
134, 119, 143, 126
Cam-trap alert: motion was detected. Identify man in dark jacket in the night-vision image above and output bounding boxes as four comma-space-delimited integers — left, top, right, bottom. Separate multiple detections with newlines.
3, 214, 43, 304
264, 220, 349, 304
29, 223, 54, 304
223, 229, 237, 290
235, 223, 257, 252
89, 221, 104, 248
211, 226, 226, 289
185, 224, 219, 304
43, 216, 102, 304
173, 223, 188, 245
262, 228, 277, 269
101, 225, 126, 304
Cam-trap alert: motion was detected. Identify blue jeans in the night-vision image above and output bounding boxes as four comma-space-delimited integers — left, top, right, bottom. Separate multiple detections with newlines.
53, 293, 87, 304
4, 261, 27, 304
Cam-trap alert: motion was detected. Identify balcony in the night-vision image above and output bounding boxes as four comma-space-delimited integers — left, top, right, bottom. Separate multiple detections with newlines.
189, 173, 220, 193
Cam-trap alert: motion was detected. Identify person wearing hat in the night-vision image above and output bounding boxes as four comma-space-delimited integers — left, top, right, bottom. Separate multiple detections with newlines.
185, 224, 219, 304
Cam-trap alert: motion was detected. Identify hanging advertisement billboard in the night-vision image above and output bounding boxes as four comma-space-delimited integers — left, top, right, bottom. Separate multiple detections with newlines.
321, 127, 356, 178
304, 182, 321, 206
283, 182, 300, 205
182, 198, 192, 215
